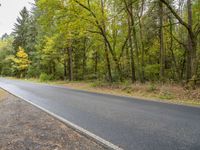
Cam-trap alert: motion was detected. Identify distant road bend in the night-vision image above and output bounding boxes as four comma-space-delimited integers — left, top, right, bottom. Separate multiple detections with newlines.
0, 78, 200, 150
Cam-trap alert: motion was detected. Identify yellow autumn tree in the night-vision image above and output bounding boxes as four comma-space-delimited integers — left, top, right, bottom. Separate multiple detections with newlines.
13, 47, 30, 77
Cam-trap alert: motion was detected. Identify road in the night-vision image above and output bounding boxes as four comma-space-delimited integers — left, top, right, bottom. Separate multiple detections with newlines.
0, 78, 200, 150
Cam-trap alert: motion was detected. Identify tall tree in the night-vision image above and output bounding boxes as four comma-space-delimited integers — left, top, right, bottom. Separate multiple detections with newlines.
160, 0, 200, 83
159, 1, 165, 80
13, 7, 30, 53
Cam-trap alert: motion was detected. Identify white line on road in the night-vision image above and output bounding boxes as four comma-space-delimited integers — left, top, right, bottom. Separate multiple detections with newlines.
1, 87, 123, 150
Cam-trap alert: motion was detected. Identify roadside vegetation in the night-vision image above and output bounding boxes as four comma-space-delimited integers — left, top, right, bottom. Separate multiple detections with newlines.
0, 0, 200, 105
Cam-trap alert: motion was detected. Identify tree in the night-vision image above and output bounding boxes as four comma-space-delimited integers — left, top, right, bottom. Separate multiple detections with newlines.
0, 35, 14, 76
158, 1, 165, 80
13, 7, 30, 53
160, 0, 200, 83
12, 47, 30, 77
0, 0, 199, 85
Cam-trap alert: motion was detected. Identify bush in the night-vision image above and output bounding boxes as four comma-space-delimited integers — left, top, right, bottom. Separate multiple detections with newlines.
26, 66, 41, 78
1, 66, 13, 76
145, 64, 160, 81
39, 73, 53, 82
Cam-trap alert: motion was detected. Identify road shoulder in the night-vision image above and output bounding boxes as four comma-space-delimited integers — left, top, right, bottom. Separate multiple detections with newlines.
0, 89, 107, 150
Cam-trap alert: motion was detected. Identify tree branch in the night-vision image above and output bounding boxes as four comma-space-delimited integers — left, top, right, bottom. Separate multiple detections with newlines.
159, 0, 190, 31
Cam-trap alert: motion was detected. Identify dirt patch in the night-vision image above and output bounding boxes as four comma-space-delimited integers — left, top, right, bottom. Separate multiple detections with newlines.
0, 89, 8, 102
0, 89, 107, 150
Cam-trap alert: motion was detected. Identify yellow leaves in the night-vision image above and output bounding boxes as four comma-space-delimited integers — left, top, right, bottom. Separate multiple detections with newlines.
16, 47, 29, 59
43, 36, 56, 53
13, 47, 30, 71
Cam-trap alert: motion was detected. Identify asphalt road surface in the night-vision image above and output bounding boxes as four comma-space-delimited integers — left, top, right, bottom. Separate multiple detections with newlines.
0, 78, 200, 150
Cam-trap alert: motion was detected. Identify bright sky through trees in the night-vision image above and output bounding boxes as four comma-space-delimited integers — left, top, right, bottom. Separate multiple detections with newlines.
0, 0, 34, 36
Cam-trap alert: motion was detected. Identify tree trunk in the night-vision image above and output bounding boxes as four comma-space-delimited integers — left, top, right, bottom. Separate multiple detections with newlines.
82, 38, 87, 80
138, 14, 145, 83
130, 11, 141, 82
187, 0, 197, 81
75, 0, 121, 81
159, 0, 198, 83
63, 49, 67, 80
124, 0, 141, 82
68, 47, 73, 81
169, 16, 180, 80
64, 56, 67, 80
94, 49, 98, 79
104, 43, 113, 82
101, 0, 113, 82
159, 1, 165, 80
128, 15, 136, 83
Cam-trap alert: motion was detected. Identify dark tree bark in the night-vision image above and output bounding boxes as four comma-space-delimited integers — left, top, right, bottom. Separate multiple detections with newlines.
94, 49, 98, 79
68, 47, 73, 81
159, 1, 165, 80
82, 38, 87, 80
168, 16, 180, 80
128, 14, 136, 83
64, 53, 67, 80
100, 0, 113, 82
138, 0, 145, 83
124, 0, 142, 82
187, 0, 197, 82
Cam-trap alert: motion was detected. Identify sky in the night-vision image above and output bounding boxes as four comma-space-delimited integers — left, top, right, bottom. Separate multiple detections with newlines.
0, 0, 35, 37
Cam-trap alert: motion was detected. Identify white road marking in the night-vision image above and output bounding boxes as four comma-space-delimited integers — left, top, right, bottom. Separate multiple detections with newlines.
0, 87, 123, 150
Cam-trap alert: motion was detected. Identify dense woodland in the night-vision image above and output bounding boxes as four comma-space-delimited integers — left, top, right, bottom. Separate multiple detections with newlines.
0, 0, 199, 86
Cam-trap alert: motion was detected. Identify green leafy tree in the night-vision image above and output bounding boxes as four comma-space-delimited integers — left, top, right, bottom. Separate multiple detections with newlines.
0, 36, 15, 76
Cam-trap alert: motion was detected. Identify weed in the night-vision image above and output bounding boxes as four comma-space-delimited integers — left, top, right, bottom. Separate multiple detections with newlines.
147, 84, 157, 92
122, 86, 132, 94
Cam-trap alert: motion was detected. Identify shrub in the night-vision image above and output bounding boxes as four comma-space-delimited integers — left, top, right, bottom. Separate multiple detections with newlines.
145, 64, 160, 81
26, 66, 41, 78
39, 73, 53, 82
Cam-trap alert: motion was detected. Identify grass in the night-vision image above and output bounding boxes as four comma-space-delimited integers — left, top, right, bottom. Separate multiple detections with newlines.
159, 91, 175, 100
3, 77, 200, 107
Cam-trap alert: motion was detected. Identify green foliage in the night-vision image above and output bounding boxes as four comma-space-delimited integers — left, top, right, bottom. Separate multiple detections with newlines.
39, 73, 53, 82
0, 36, 14, 76
26, 65, 41, 78
145, 64, 160, 81
13, 7, 30, 52
0, 0, 199, 85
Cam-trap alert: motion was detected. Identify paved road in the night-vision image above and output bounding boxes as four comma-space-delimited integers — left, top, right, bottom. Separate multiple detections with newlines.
0, 78, 200, 150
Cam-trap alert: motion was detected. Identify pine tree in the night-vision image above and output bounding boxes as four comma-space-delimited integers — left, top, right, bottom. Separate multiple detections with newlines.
13, 7, 30, 53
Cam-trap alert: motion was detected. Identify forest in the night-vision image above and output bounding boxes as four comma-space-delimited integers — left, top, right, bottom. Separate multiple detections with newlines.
0, 0, 199, 87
